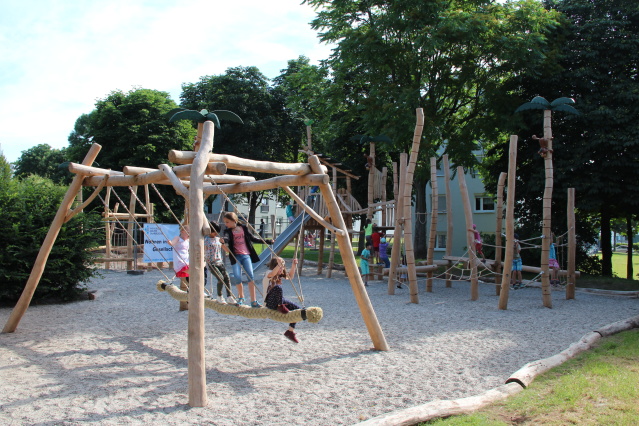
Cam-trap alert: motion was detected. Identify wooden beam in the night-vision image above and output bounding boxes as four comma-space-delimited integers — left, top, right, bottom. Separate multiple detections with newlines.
68, 163, 124, 176
169, 150, 327, 175
124, 162, 227, 177
499, 136, 519, 310
83, 172, 254, 187
201, 174, 329, 195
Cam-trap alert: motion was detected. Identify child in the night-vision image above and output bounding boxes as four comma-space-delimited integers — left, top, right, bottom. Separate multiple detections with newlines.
364, 219, 373, 245
371, 226, 382, 264
360, 243, 372, 287
168, 226, 189, 280
264, 257, 301, 343
468, 224, 486, 262
398, 253, 407, 289
379, 236, 390, 268
222, 212, 273, 307
204, 222, 235, 304
512, 233, 523, 289
549, 233, 560, 287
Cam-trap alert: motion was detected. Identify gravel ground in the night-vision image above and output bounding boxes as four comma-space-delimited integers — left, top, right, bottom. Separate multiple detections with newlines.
1, 267, 637, 425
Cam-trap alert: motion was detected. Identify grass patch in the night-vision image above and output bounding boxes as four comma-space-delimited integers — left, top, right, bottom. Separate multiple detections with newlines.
256, 243, 349, 265
424, 329, 639, 425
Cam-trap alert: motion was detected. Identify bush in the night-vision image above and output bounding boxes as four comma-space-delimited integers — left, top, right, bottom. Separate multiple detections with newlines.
0, 175, 102, 304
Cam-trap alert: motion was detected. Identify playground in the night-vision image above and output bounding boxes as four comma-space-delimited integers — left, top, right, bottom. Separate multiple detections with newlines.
1, 266, 637, 425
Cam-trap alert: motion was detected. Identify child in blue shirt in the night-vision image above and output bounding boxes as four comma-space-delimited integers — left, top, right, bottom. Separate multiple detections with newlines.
360, 243, 372, 287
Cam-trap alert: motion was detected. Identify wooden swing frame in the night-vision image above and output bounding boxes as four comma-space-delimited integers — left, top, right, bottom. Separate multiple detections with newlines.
2, 120, 389, 408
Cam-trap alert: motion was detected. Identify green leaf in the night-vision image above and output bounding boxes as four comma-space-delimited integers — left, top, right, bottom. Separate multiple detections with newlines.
164, 107, 185, 120
168, 110, 205, 123
205, 113, 221, 129
550, 97, 576, 107
552, 104, 580, 115
213, 110, 244, 124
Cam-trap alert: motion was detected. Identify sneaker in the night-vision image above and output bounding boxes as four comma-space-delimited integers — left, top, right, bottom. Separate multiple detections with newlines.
364, 283, 369, 287
278, 304, 290, 314
226, 295, 237, 304
284, 330, 299, 343
216, 295, 226, 304
397, 285, 402, 289
251, 300, 262, 308
236, 297, 246, 306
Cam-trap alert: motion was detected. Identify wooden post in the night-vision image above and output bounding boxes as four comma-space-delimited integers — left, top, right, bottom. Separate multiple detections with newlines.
127, 186, 138, 271
405, 108, 424, 304
317, 227, 325, 275
309, 155, 389, 351
458, 166, 478, 301
186, 120, 214, 407
388, 154, 407, 294
494, 172, 507, 295
443, 155, 453, 288
498, 136, 519, 310
566, 188, 576, 299
104, 186, 113, 270
368, 142, 375, 221
3, 143, 102, 333
179, 278, 189, 311
327, 166, 338, 278
426, 157, 438, 292
540, 109, 554, 308
381, 166, 388, 226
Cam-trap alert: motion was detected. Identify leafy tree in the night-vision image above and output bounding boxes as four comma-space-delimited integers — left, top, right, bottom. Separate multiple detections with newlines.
304, 0, 561, 257
0, 174, 101, 304
482, 0, 639, 277
13, 144, 71, 184
0, 147, 11, 183
67, 88, 196, 222
180, 66, 303, 224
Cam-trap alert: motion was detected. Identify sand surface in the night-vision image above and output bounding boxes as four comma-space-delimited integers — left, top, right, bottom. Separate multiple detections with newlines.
1, 268, 637, 425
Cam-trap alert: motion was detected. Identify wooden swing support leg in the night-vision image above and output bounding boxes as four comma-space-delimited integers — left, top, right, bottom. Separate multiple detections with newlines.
308, 155, 389, 351
3, 143, 102, 333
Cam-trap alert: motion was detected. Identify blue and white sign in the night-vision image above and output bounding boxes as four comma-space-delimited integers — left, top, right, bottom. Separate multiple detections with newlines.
143, 223, 179, 263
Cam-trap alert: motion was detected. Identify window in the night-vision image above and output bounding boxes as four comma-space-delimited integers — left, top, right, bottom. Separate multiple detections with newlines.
435, 233, 446, 250
437, 195, 447, 213
260, 198, 269, 213
475, 195, 495, 212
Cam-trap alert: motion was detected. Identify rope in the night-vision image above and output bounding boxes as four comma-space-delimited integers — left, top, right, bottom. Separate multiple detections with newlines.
98, 192, 173, 283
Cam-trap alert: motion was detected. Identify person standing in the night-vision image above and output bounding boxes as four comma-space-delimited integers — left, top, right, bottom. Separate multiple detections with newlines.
286, 202, 295, 223
204, 222, 234, 304
512, 233, 523, 289
222, 212, 273, 307
168, 226, 189, 279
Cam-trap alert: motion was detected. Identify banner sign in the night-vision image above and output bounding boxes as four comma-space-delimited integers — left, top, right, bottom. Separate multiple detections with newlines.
143, 223, 179, 263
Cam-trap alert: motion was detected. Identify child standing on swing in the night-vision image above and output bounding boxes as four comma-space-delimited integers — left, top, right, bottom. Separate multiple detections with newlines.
265, 257, 301, 343
222, 212, 273, 307
168, 226, 189, 280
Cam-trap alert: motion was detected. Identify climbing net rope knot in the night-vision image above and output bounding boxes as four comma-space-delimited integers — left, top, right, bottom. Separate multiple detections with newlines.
156, 281, 323, 324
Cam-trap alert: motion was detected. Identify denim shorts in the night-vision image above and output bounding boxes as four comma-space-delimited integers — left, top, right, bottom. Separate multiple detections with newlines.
233, 254, 254, 282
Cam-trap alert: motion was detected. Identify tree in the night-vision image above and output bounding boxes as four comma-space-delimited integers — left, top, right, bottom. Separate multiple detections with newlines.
67, 88, 196, 222
13, 144, 71, 184
180, 66, 303, 224
483, 0, 639, 277
304, 0, 561, 257
0, 174, 101, 303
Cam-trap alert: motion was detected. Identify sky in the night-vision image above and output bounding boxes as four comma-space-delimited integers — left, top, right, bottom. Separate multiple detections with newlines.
0, 0, 334, 164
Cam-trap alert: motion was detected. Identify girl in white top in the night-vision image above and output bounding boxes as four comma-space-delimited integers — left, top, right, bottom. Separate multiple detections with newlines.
168, 227, 189, 278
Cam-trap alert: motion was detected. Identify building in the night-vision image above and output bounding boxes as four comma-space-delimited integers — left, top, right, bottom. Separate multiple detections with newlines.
424, 152, 498, 260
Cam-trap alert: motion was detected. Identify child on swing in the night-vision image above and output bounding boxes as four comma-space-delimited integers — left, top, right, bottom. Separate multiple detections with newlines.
168, 226, 189, 280
264, 256, 302, 343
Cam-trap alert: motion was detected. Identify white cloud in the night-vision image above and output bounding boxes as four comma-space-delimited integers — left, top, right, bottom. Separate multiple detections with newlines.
0, 0, 333, 163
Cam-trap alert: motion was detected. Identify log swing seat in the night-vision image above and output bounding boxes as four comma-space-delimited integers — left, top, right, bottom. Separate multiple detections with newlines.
156, 281, 323, 324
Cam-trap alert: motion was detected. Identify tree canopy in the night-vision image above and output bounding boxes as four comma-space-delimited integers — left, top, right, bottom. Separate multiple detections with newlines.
481, 0, 639, 275
13, 144, 71, 184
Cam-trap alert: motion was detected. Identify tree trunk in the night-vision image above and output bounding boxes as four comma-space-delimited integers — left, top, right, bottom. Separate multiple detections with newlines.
600, 206, 613, 276
414, 177, 428, 259
627, 214, 633, 280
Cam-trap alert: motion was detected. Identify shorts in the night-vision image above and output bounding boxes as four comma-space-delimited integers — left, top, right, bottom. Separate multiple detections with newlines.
549, 258, 559, 269
175, 265, 189, 278
512, 258, 522, 271
360, 260, 370, 275
475, 243, 484, 255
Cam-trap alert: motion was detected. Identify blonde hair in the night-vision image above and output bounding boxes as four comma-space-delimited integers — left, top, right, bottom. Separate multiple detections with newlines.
223, 211, 239, 224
